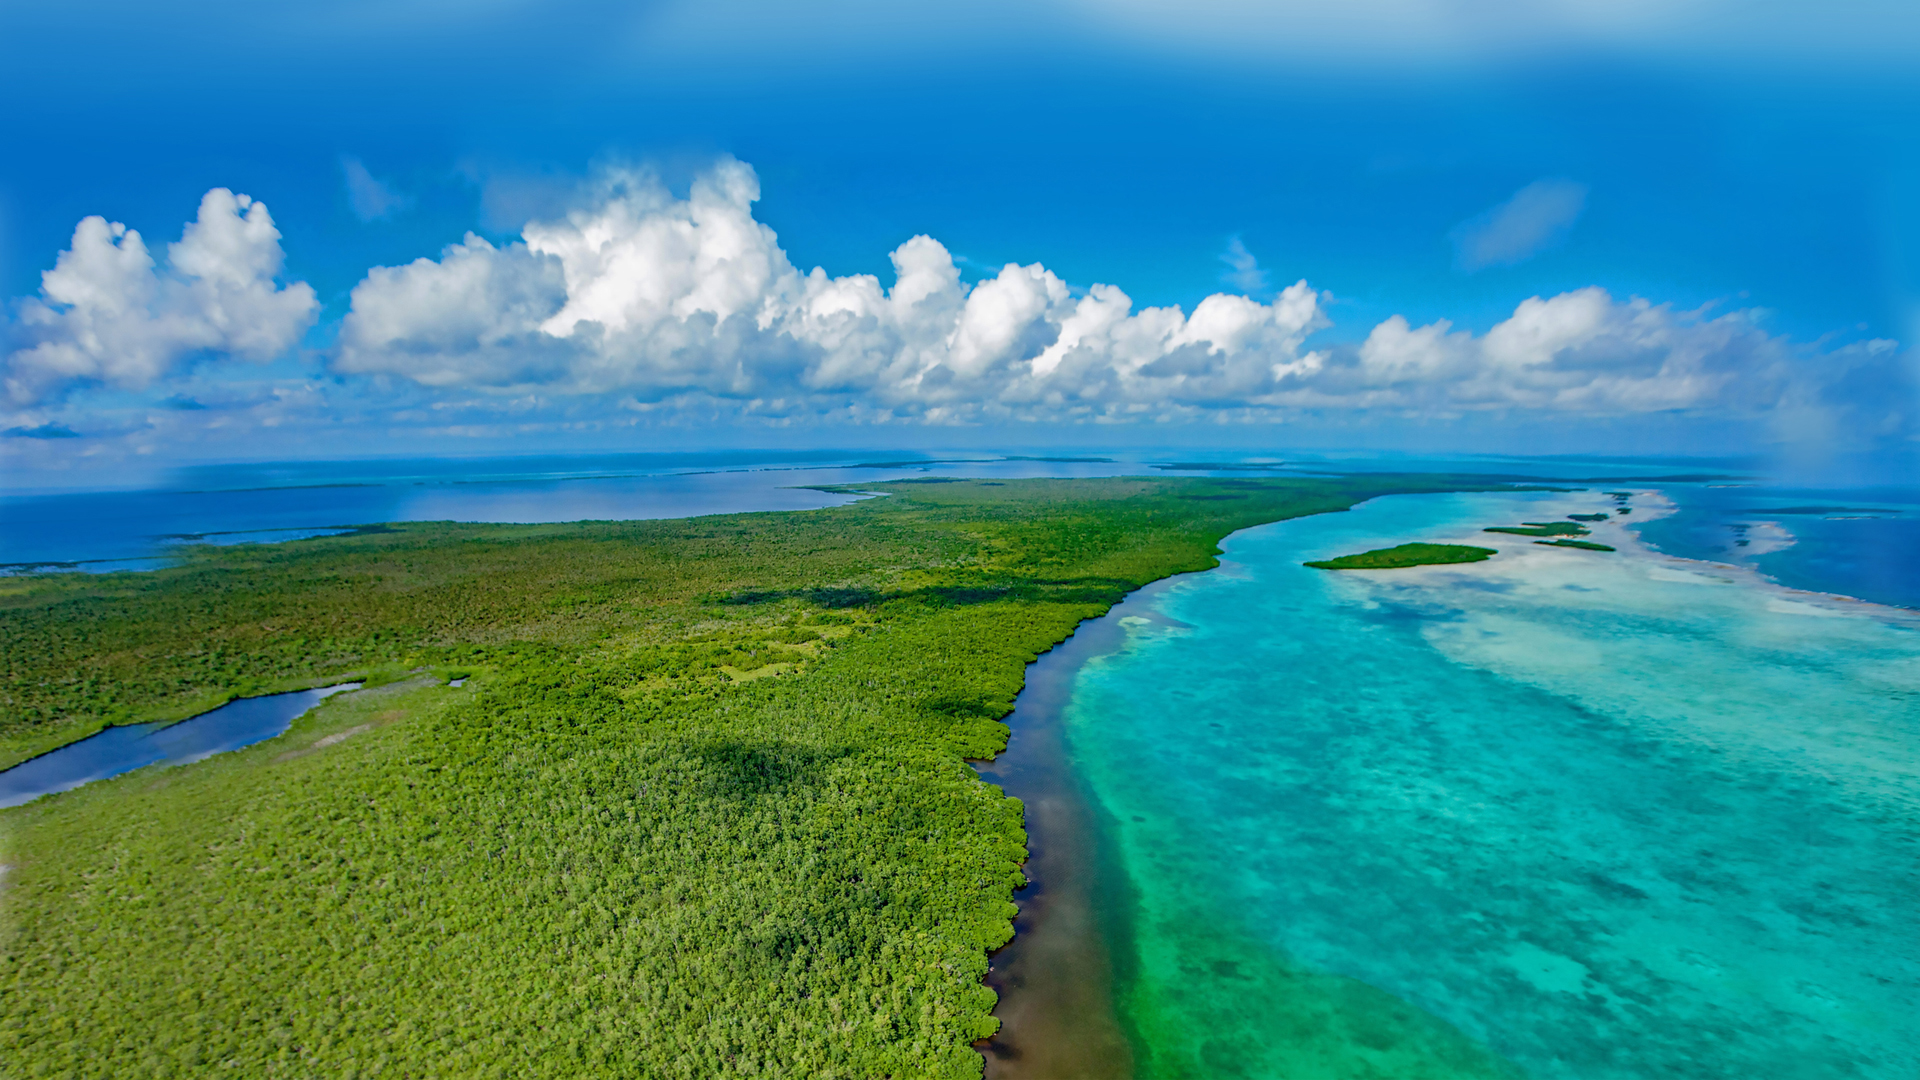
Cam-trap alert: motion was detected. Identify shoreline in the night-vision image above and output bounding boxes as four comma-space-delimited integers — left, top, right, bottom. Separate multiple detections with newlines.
11, 474, 1500, 1076
969, 573, 1199, 1079
0, 682, 364, 809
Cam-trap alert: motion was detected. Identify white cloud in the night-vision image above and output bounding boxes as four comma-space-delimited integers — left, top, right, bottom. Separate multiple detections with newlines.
334, 158, 1337, 417
334, 233, 570, 386
1309, 287, 1828, 415
1451, 179, 1589, 271
329, 159, 1897, 429
3, 190, 318, 405
1219, 236, 1268, 294
8, 159, 1900, 452
342, 157, 413, 222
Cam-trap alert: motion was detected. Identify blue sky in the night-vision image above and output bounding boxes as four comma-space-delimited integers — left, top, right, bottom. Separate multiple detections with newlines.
3, 0, 1918, 488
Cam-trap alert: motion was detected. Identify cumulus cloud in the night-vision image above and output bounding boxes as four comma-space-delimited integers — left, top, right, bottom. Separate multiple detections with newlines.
1303, 288, 1809, 413
334, 158, 1891, 428
336, 158, 1335, 419
1451, 179, 1589, 271
335, 232, 572, 386
3, 190, 317, 405
342, 157, 413, 222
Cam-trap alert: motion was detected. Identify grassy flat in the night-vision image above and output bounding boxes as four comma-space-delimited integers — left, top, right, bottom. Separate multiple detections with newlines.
1303, 542, 1497, 571
1, 474, 1515, 1077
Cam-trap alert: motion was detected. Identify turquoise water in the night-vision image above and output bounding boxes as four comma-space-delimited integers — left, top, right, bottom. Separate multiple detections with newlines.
1065, 490, 1920, 1078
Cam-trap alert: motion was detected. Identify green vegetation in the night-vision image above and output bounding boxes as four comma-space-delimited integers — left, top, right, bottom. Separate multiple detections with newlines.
0, 474, 1502, 1077
1303, 542, 1497, 571
1536, 539, 1617, 552
1484, 521, 1590, 538
1567, 513, 1610, 522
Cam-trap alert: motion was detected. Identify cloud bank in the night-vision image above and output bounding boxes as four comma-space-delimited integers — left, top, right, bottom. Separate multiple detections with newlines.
332, 159, 1892, 428
334, 161, 1330, 421
2, 159, 1907, 454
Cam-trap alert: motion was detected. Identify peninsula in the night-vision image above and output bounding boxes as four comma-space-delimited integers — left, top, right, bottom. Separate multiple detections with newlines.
2, 475, 1509, 1076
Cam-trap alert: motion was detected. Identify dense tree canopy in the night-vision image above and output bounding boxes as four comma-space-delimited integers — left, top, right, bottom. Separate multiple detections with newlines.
1, 475, 1496, 1076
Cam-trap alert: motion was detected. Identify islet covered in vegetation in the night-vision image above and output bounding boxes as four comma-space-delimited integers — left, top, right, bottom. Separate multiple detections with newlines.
1484, 521, 1591, 538
1302, 542, 1498, 571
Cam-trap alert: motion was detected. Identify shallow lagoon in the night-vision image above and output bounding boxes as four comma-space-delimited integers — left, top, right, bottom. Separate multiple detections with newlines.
1062, 490, 1920, 1078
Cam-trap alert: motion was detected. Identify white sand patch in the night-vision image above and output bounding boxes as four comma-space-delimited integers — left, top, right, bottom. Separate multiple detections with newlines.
1740, 521, 1797, 556
1505, 941, 1594, 995
310, 724, 372, 750
1766, 598, 1846, 618
1647, 565, 1735, 586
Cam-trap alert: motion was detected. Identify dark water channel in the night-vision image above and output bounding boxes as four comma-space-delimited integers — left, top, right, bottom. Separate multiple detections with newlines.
971, 575, 1192, 1079
0, 683, 360, 808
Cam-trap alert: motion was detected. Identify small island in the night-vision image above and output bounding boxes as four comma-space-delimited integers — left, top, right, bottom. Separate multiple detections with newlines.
1536, 538, 1616, 551
1486, 521, 1591, 537
1304, 542, 1498, 570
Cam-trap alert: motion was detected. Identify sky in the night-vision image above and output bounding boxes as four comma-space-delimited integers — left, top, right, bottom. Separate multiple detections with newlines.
2, 0, 1918, 489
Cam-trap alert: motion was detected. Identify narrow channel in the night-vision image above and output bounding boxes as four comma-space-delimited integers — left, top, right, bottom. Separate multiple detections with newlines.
0, 683, 360, 808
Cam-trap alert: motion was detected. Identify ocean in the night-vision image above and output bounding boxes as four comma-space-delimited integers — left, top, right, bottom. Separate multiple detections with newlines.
996, 487, 1920, 1078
